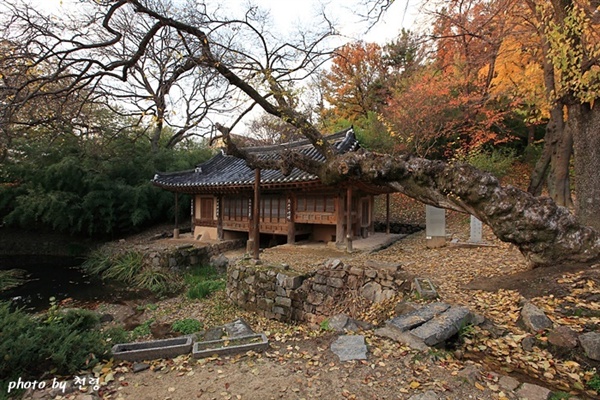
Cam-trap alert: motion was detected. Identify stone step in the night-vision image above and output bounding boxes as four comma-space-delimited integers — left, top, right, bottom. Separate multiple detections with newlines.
386, 302, 450, 332
410, 306, 472, 346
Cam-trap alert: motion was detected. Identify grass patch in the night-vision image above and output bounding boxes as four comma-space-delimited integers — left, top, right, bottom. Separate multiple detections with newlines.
0, 269, 28, 292
171, 318, 203, 335
82, 249, 182, 297
185, 265, 226, 300
588, 373, 600, 392
130, 318, 155, 339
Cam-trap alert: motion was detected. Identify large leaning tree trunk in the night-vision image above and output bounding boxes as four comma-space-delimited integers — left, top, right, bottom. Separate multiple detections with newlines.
324, 151, 600, 268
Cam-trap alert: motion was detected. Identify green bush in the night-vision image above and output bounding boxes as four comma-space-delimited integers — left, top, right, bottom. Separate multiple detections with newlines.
171, 318, 203, 335
0, 303, 111, 395
185, 265, 225, 299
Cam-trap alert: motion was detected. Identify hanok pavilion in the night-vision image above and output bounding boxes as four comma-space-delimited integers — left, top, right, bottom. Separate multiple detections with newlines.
151, 128, 391, 250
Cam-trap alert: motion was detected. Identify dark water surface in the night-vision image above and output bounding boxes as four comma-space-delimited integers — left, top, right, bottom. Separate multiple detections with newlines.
0, 255, 142, 311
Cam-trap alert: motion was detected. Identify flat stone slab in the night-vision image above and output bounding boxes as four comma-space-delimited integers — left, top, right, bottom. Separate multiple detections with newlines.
223, 318, 255, 337
330, 335, 368, 361
387, 302, 450, 332
410, 306, 471, 346
374, 327, 428, 351
112, 336, 193, 362
192, 333, 269, 359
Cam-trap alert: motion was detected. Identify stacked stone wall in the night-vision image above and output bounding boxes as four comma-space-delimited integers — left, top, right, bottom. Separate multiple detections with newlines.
227, 259, 413, 323
144, 240, 245, 271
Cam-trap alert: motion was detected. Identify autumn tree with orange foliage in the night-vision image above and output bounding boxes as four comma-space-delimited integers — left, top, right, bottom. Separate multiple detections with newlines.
322, 41, 389, 120
382, 0, 518, 158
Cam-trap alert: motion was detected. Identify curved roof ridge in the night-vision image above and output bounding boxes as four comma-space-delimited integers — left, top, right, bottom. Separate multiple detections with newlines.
242, 127, 354, 154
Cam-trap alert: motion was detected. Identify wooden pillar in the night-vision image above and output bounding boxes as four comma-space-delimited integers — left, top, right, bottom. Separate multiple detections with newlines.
253, 168, 261, 260
173, 192, 180, 239
217, 195, 223, 240
190, 195, 195, 234
336, 193, 344, 244
287, 193, 296, 244
346, 186, 353, 253
386, 193, 390, 235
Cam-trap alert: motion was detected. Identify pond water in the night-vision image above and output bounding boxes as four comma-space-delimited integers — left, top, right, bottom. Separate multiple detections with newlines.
0, 255, 147, 311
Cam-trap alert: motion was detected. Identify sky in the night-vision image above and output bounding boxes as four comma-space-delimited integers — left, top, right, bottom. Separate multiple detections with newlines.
35, 0, 422, 44
29, 0, 423, 134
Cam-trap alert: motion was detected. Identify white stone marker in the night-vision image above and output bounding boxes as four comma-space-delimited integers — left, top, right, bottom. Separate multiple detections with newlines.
469, 215, 483, 243
425, 205, 446, 248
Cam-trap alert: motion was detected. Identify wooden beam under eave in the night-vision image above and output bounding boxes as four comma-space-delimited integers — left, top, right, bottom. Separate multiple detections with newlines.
287, 193, 296, 245
253, 168, 261, 260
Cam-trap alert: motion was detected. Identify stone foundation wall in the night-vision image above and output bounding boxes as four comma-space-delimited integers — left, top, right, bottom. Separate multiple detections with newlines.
145, 240, 245, 271
226, 259, 413, 323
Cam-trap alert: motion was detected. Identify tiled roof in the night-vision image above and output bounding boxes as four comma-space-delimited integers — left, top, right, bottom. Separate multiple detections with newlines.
152, 127, 359, 192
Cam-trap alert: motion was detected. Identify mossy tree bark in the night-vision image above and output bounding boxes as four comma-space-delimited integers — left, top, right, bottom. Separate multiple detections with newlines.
321, 151, 600, 268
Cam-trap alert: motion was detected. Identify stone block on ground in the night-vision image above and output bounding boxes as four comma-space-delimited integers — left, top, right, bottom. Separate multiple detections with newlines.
330, 335, 368, 361
223, 318, 255, 338
328, 314, 371, 332
387, 302, 450, 332
374, 327, 428, 351
394, 301, 419, 316
579, 331, 600, 361
518, 302, 553, 333
547, 326, 578, 349
498, 375, 520, 392
515, 382, 552, 400
360, 281, 391, 303
132, 362, 150, 373
410, 306, 471, 346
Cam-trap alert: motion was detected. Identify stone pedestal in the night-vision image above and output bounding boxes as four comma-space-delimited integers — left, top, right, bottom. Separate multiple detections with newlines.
173, 228, 180, 239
